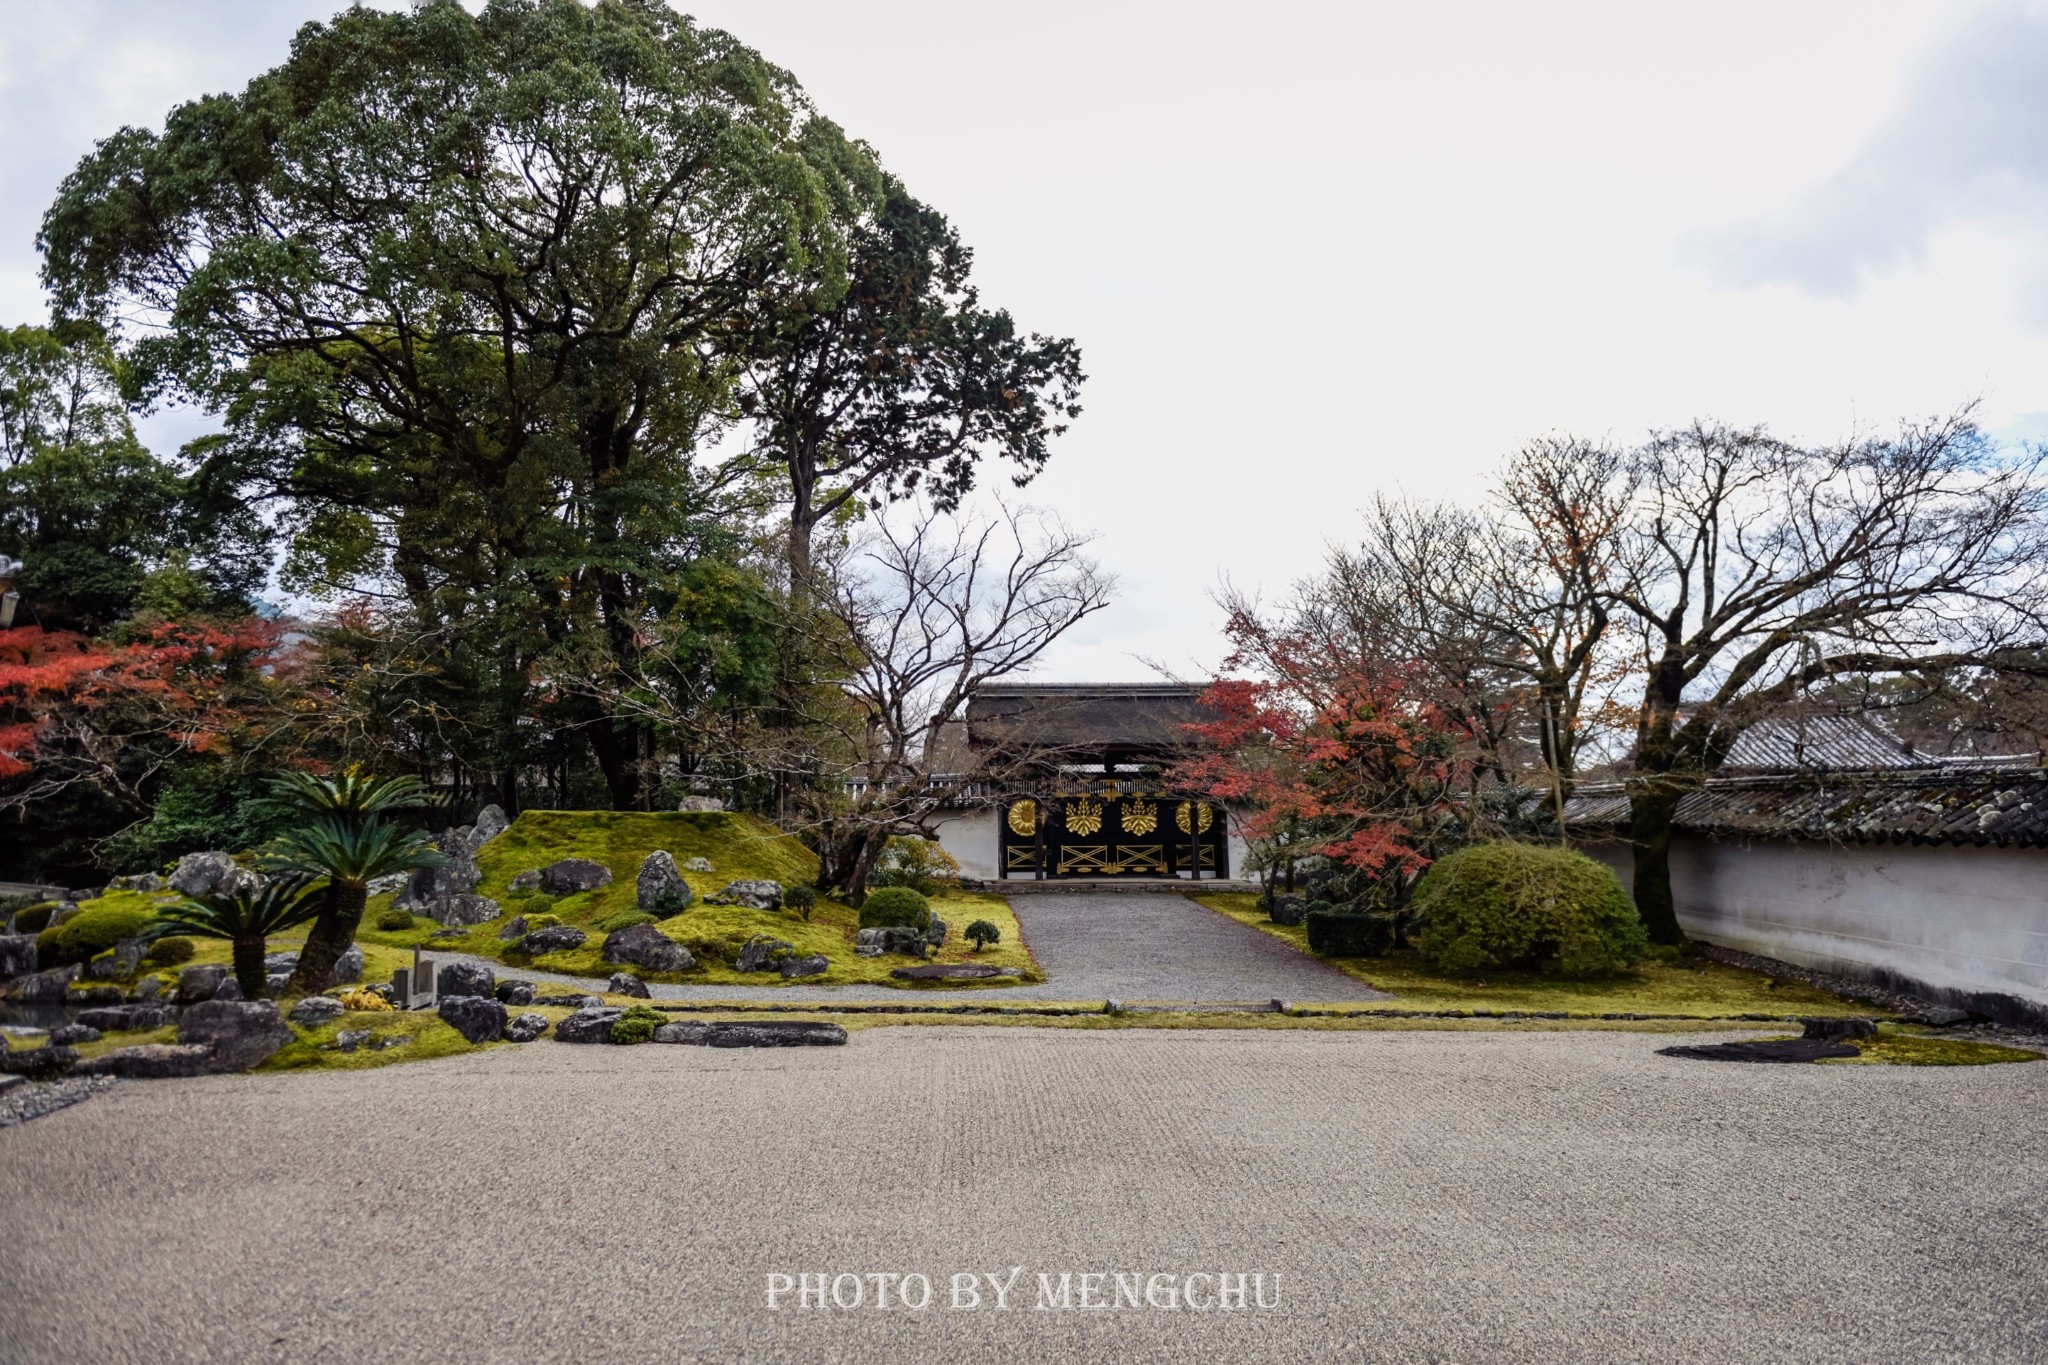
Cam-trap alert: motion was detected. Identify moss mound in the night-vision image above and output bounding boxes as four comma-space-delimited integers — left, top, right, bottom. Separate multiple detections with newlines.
1410, 843, 1648, 978
859, 887, 930, 931
37, 899, 156, 967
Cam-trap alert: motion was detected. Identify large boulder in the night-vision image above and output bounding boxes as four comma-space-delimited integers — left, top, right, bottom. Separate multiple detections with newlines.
436, 961, 496, 1000
675, 796, 725, 812
4, 964, 81, 1001
437, 994, 507, 1045
854, 926, 929, 959
541, 858, 612, 895
73, 1043, 215, 1079
0, 1045, 79, 1079
174, 963, 228, 1004
494, 979, 536, 1006
779, 955, 829, 979
518, 926, 587, 956
505, 1012, 549, 1043
553, 1005, 625, 1044
652, 1020, 847, 1048
50, 1023, 101, 1045
607, 972, 651, 998
396, 852, 481, 911
636, 851, 690, 912
0, 934, 38, 981
167, 851, 252, 898
469, 804, 509, 847
434, 894, 500, 928
288, 996, 346, 1028
177, 1000, 294, 1072
601, 923, 694, 974
507, 870, 542, 893
712, 879, 781, 911
734, 937, 792, 973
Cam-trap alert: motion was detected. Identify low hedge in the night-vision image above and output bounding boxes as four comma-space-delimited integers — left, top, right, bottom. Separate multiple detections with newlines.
858, 887, 930, 931
1408, 842, 1647, 978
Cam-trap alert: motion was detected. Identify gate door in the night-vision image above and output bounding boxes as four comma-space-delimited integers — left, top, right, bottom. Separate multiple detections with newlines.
998, 793, 1225, 878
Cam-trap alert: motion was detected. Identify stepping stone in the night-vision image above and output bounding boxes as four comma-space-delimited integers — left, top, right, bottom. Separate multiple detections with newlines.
651, 1020, 847, 1048
888, 963, 1021, 981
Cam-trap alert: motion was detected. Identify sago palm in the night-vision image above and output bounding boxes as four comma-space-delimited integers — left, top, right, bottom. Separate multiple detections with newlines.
268, 769, 434, 830
264, 815, 443, 994
143, 876, 323, 1000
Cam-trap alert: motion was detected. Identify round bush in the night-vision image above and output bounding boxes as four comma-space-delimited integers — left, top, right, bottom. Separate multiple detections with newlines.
858, 886, 931, 931
37, 903, 155, 967
609, 1004, 665, 1045
599, 910, 657, 933
374, 908, 417, 932
1409, 843, 1648, 978
782, 884, 818, 920
143, 935, 197, 966
964, 919, 1000, 951
13, 901, 59, 934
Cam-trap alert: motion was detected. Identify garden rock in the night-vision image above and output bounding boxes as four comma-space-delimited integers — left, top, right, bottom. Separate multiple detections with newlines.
653, 1020, 846, 1048
779, 955, 829, 979
602, 922, 694, 973
519, 926, 587, 956
636, 851, 690, 912
682, 856, 714, 873
6, 964, 82, 1001
675, 796, 725, 812
925, 917, 948, 948
711, 879, 781, 911
469, 803, 509, 846
436, 961, 495, 1000
168, 851, 250, 898
0, 1045, 79, 1079
50, 1023, 102, 1045
0, 934, 38, 980
494, 979, 535, 1006
541, 858, 612, 895
174, 964, 228, 1003
734, 937, 792, 973
507, 870, 542, 893
889, 963, 1020, 981
497, 916, 528, 941
430, 927, 466, 939
266, 973, 291, 994
73, 1043, 215, 1079
130, 976, 162, 1002
1801, 1016, 1878, 1043
288, 996, 346, 1027
332, 1029, 373, 1053
607, 972, 651, 998
435, 893, 500, 928
46, 901, 81, 928
1913, 1006, 1973, 1028
78, 1003, 171, 1032
375, 1035, 410, 1050
211, 977, 243, 1001
72, 984, 124, 1004
265, 950, 299, 972
437, 994, 506, 1045
505, 1012, 549, 1043
108, 873, 166, 893
331, 945, 363, 984
554, 1005, 626, 1044
534, 993, 605, 1008
855, 926, 928, 958
177, 999, 293, 1072
366, 872, 410, 896
1269, 895, 1307, 927
87, 939, 144, 980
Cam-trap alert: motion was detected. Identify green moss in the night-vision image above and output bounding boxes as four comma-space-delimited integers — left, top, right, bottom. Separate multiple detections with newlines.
258, 1011, 487, 1071
37, 895, 160, 966
609, 1003, 666, 1044
1825, 1026, 2044, 1066
1193, 892, 1882, 1017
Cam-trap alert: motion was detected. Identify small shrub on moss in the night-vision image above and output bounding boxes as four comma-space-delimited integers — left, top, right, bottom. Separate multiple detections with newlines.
610, 1004, 665, 1045
964, 919, 1000, 951
646, 887, 693, 918
599, 910, 657, 933
14, 902, 59, 934
526, 913, 562, 930
679, 933, 752, 967
859, 886, 931, 931
1409, 842, 1648, 978
375, 908, 417, 932
782, 884, 818, 920
336, 988, 393, 1012
143, 935, 197, 966
1305, 911, 1397, 957
37, 903, 154, 967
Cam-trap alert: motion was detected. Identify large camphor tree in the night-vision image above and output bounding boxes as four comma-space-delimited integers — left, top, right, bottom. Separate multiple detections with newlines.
39, 0, 886, 809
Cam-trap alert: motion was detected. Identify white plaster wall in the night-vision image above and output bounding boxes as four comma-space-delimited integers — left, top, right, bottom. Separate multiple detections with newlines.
1582, 835, 2048, 1009
928, 807, 1001, 882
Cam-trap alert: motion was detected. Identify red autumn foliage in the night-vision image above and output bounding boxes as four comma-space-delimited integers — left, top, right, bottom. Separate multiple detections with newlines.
1172, 610, 1472, 881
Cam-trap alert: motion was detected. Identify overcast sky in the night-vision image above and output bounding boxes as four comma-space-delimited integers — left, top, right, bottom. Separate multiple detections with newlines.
7, 0, 2048, 680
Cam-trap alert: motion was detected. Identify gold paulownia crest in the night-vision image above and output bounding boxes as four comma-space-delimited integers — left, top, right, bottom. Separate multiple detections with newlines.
1175, 800, 1215, 835
1006, 800, 1037, 837
1120, 799, 1159, 836
1064, 796, 1104, 837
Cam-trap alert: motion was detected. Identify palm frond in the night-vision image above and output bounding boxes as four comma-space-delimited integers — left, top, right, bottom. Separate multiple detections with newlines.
259, 815, 445, 884
143, 875, 324, 942
268, 769, 434, 824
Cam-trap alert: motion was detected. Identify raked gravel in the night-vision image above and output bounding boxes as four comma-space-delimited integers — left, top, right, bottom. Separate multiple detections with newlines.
2, 1026, 2044, 1363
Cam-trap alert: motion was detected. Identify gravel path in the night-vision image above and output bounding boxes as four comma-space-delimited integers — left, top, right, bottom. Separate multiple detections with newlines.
1, 1028, 2042, 1363
448, 891, 1388, 1004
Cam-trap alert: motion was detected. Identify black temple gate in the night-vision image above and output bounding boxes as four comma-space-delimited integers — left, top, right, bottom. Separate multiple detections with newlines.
998, 791, 1225, 879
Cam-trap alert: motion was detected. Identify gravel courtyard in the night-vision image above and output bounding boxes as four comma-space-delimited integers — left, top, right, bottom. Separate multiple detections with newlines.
3, 1027, 2043, 1364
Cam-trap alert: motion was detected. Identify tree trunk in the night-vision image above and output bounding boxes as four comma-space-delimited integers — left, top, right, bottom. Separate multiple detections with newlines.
587, 720, 643, 810
1626, 785, 1686, 946
288, 880, 368, 994
232, 936, 270, 1000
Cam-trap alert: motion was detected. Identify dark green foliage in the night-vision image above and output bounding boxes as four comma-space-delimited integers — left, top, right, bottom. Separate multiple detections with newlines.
645, 887, 693, 918
964, 918, 1000, 951
858, 886, 930, 931
781, 884, 818, 920
609, 1004, 666, 1045
599, 910, 657, 933
143, 935, 195, 966
374, 908, 416, 932
13, 902, 59, 934
679, 933, 754, 967
1305, 911, 1398, 958
1409, 843, 1649, 978
868, 837, 962, 897
98, 769, 298, 875
37, 902, 154, 967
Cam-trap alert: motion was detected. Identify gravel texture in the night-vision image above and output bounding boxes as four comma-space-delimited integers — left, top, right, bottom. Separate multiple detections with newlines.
0, 1073, 118, 1129
2, 1028, 2044, 1363
445, 891, 1388, 1004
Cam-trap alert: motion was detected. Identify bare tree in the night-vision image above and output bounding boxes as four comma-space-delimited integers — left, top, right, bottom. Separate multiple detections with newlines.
1609, 411, 2048, 942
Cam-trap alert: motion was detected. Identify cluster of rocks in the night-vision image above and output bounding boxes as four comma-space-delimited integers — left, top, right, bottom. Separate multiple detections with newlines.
48, 999, 299, 1080
425, 961, 553, 1045
550, 1003, 844, 1048
854, 916, 948, 961
703, 879, 780, 910
393, 804, 509, 926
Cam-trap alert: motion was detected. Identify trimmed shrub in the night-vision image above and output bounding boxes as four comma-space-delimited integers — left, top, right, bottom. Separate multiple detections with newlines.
610, 1004, 665, 1045
599, 910, 657, 933
143, 935, 197, 966
1305, 911, 1397, 958
1409, 842, 1648, 978
14, 901, 59, 934
37, 903, 154, 967
374, 908, 417, 932
782, 885, 818, 920
646, 887, 693, 918
964, 919, 1001, 951
858, 887, 931, 932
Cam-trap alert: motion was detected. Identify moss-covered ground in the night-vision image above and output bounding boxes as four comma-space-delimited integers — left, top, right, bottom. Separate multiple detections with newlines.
1192, 891, 1885, 1019
352, 810, 1042, 989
